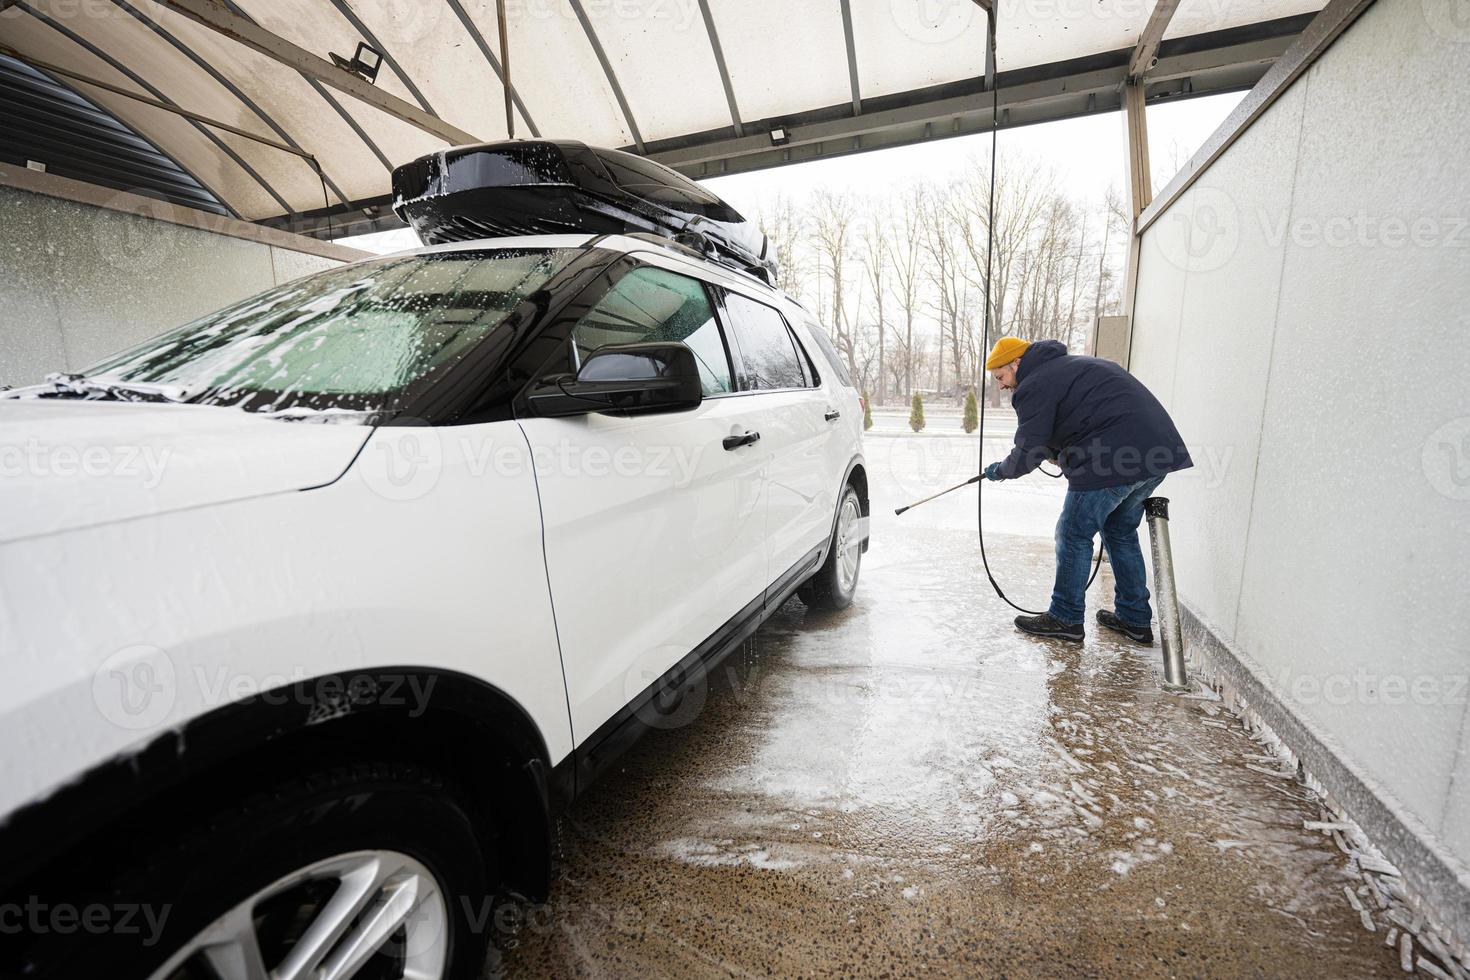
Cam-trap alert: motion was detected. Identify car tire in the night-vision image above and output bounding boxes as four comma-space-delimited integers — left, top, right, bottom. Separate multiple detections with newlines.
798, 483, 863, 611
28, 762, 494, 980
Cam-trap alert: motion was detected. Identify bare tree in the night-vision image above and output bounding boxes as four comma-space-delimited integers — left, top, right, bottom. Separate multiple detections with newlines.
754, 194, 810, 302
741, 153, 1128, 398
887, 184, 926, 399
860, 198, 892, 404
811, 190, 859, 383
918, 186, 965, 395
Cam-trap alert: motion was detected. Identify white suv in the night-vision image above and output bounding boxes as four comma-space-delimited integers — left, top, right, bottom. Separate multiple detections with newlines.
0, 232, 866, 978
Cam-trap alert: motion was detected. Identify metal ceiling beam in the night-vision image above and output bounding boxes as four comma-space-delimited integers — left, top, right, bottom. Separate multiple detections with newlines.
2, 54, 229, 214
110, 0, 350, 208
440, 0, 538, 138
209, 0, 393, 175
646, 18, 1308, 179
327, 0, 436, 114
695, 0, 743, 138
838, 0, 861, 115
0, 45, 308, 159
1128, 0, 1183, 81
304, 78, 394, 172
568, 0, 644, 152
1139, 0, 1380, 234
269, 15, 1313, 240
153, 0, 477, 145
16, 2, 288, 215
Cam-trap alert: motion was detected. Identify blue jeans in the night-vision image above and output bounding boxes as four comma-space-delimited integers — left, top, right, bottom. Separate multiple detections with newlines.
1048, 476, 1164, 626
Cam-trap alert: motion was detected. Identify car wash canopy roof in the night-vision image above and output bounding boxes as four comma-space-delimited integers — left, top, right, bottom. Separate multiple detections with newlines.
0, 0, 1324, 235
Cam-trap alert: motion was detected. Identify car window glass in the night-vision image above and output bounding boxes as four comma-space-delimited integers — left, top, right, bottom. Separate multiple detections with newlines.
722, 292, 806, 391
82, 248, 574, 413
804, 320, 852, 387
570, 267, 733, 396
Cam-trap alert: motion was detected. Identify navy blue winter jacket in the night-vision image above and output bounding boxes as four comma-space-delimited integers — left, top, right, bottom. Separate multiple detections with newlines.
996, 340, 1192, 491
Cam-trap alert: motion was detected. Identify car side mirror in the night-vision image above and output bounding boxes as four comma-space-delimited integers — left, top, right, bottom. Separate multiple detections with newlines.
526, 342, 704, 418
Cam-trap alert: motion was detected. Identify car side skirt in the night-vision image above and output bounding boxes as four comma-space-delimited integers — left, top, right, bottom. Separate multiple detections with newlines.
573, 542, 824, 794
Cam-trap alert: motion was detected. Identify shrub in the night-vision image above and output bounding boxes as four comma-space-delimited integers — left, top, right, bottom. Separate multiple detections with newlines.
861, 392, 873, 431
962, 388, 979, 433
908, 393, 925, 433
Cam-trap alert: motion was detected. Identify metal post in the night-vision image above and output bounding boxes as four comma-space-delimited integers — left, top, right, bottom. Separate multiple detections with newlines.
1143, 497, 1188, 689
496, 0, 514, 139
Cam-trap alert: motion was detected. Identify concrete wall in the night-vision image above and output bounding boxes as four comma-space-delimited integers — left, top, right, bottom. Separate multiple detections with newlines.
0, 178, 361, 388
1130, 0, 1470, 890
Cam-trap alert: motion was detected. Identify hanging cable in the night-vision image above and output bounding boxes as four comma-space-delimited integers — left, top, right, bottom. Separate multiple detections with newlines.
975, 7, 1102, 615
309, 155, 334, 241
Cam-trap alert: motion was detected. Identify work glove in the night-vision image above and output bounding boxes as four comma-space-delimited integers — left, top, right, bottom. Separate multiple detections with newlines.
983, 462, 1004, 482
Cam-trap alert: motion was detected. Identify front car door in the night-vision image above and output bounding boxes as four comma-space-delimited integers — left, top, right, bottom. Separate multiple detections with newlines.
516, 259, 769, 749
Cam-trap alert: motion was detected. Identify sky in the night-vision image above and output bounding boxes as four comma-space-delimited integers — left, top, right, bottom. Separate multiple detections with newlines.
341, 92, 1244, 255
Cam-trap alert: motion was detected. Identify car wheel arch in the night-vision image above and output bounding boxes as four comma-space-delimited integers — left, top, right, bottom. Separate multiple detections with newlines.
0, 667, 566, 904
841, 457, 870, 554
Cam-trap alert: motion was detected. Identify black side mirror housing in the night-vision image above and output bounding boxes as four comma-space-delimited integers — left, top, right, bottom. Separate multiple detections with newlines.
526, 342, 704, 418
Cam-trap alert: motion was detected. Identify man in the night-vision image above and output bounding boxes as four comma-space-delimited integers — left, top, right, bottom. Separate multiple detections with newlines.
981, 336, 1192, 644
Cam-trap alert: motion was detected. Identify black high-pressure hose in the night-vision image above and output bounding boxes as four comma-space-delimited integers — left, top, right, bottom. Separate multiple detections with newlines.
975, 9, 1102, 615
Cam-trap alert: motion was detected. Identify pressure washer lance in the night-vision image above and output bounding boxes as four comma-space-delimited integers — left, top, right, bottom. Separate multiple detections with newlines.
893, 475, 981, 516
1143, 497, 1189, 688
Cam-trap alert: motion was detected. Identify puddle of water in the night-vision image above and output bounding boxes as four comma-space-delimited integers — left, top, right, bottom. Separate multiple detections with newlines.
495, 443, 1399, 978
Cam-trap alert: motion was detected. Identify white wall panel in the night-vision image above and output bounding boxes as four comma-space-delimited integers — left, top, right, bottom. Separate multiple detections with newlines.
1145, 83, 1309, 641
1130, 0, 1470, 871
0, 188, 348, 387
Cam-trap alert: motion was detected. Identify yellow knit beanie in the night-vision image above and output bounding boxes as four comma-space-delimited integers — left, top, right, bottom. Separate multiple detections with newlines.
985, 337, 1030, 371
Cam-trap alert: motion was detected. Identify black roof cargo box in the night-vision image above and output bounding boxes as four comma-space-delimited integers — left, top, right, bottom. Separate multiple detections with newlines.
392, 140, 777, 285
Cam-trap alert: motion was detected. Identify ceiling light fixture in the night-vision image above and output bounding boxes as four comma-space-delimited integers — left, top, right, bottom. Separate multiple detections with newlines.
330, 42, 383, 84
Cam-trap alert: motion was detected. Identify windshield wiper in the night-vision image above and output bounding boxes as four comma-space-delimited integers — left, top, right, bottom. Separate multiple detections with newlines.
38, 373, 193, 403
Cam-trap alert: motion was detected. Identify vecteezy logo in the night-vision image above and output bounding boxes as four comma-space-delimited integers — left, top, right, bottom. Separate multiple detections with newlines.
1422, 0, 1470, 42
94, 191, 180, 274
93, 645, 177, 730
357, 418, 443, 501
1155, 186, 1239, 273
1422, 417, 1470, 500
890, 0, 978, 44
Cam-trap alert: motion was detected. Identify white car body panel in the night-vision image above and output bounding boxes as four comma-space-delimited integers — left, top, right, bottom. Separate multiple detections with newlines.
0, 421, 572, 818
741, 388, 834, 585
0, 233, 864, 839
521, 397, 768, 744
0, 401, 372, 544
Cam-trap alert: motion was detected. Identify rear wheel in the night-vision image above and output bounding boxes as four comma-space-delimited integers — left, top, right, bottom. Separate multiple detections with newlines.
33, 763, 494, 980
798, 483, 863, 610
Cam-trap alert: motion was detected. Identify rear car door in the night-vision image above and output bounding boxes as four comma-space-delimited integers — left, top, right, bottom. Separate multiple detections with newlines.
715, 289, 837, 593
517, 260, 768, 747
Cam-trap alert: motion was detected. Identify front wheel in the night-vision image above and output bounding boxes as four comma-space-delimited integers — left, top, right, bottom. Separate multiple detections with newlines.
29, 763, 494, 980
798, 484, 863, 610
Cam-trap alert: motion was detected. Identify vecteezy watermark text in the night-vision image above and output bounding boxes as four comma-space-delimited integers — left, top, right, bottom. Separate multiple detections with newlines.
0, 898, 170, 946
0, 439, 172, 488
93, 645, 437, 731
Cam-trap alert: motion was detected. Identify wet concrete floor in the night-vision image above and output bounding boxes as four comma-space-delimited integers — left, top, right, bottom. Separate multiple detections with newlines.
494, 436, 1397, 978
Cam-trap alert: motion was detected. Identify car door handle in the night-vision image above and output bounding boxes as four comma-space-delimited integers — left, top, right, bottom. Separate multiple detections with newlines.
723, 431, 761, 451
824, 410, 841, 422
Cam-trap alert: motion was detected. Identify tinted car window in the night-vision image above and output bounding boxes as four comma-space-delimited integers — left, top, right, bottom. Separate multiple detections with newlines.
570, 266, 733, 396
803, 319, 852, 387
722, 292, 807, 391
82, 248, 575, 414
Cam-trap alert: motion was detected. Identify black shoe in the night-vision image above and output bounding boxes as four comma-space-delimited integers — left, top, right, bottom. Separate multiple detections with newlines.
1014, 613, 1084, 642
1097, 610, 1153, 645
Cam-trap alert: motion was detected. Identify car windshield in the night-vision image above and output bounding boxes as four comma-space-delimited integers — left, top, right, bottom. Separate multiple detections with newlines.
81, 247, 576, 416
